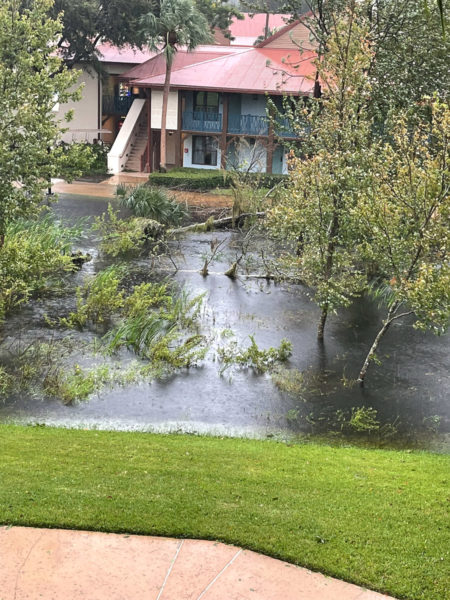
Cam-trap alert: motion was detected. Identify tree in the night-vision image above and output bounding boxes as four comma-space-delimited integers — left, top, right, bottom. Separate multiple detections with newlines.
140, 0, 213, 172
195, 0, 242, 36
46, 0, 241, 71
267, 3, 372, 340
50, 0, 155, 69
356, 99, 449, 384
277, 0, 449, 122
0, 0, 92, 246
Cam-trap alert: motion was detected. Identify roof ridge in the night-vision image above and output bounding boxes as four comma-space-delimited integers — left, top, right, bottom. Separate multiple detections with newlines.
256, 19, 301, 48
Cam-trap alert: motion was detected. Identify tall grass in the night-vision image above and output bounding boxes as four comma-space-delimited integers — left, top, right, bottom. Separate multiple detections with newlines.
104, 286, 205, 362
105, 312, 175, 356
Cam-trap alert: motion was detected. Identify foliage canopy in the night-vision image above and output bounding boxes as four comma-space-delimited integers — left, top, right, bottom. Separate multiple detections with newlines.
0, 0, 92, 242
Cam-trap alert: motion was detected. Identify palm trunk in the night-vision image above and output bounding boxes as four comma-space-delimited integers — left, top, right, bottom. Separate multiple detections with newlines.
264, 12, 269, 39
160, 56, 173, 172
357, 302, 399, 386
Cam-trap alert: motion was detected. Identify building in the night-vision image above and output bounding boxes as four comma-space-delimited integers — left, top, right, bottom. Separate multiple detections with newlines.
107, 19, 317, 175
54, 14, 316, 174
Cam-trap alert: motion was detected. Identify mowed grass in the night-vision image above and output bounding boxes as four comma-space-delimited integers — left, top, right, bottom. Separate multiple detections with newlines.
0, 426, 448, 600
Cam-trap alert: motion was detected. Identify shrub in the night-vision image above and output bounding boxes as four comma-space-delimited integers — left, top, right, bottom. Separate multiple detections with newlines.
0, 215, 80, 321
348, 406, 380, 432
94, 205, 151, 257
123, 282, 172, 319
148, 167, 288, 191
60, 265, 125, 329
117, 184, 188, 225
58, 141, 108, 177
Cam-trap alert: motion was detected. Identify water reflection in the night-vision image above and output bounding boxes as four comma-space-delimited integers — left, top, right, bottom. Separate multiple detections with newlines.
0, 194, 448, 449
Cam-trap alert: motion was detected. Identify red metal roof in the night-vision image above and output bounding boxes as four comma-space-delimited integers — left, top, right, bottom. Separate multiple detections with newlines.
126, 47, 316, 96
123, 46, 238, 81
229, 13, 291, 38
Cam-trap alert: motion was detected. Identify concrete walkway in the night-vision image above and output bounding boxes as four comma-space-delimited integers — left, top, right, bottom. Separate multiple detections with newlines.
0, 527, 396, 600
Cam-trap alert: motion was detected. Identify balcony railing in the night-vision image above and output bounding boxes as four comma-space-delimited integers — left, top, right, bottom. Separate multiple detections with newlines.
228, 114, 269, 136
182, 111, 222, 133
102, 95, 135, 116
181, 110, 303, 138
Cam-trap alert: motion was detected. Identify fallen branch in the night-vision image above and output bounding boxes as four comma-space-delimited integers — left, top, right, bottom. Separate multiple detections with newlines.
167, 212, 266, 235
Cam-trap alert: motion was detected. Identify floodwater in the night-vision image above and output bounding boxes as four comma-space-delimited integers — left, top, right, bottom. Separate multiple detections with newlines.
0, 194, 448, 449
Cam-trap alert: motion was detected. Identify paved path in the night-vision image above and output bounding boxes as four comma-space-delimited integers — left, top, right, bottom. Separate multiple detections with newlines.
51, 177, 233, 208
0, 527, 396, 600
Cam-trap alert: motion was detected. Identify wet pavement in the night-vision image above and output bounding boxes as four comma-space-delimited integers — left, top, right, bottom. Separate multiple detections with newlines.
52, 177, 233, 208
0, 527, 396, 600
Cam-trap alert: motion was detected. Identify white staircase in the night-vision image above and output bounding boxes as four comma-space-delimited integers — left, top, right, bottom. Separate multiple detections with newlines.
123, 120, 148, 172
107, 99, 147, 174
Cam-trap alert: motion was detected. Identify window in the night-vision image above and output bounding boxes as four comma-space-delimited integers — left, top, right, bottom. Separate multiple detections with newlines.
192, 136, 218, 166
194, 92, 219, 114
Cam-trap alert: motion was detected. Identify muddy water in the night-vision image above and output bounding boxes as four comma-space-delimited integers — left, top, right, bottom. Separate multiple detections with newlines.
0, 194, 448, 448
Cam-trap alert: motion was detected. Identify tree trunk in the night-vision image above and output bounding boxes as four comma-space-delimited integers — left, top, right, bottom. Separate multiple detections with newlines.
357, 302, 399, 386
160, 56, 173, 172
224, 261, 238, 278
318, 207, 339, 340
318, 305, 328, 341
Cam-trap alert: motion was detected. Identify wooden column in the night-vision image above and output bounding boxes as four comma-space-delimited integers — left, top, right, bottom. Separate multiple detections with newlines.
266, 120, 274, 174
145, 90, 152, 173
220, 94, 229, 169
175, 91, 183, 168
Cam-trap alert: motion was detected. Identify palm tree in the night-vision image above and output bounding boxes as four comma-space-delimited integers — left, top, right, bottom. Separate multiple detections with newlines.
141, 0, 213, 172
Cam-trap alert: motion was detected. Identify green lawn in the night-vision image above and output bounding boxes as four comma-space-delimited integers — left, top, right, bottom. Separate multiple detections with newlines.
0, 425, 448, 600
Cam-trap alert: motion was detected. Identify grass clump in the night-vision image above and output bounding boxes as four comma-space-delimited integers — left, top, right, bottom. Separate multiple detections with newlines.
58, 271, 207, 385
218, 335, 292, 374
0, 366, 13, 397
0, 426, 448, 600
0, 337, 144, 403
43, 363, 112, 405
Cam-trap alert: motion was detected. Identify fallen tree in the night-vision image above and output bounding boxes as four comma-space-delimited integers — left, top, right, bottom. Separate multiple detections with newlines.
167, 212, 266, 235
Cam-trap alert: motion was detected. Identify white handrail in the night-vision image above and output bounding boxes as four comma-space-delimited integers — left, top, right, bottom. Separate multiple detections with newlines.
107, 99, 146, 174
